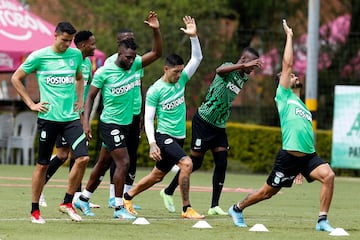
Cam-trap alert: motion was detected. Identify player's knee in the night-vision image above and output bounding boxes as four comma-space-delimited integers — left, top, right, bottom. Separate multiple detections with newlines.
152, 170, 165, 182
37, 163, 49, 172
76, 156, 90, 167
325, 167, 335, 183
56, 151, 69, 162
179, 156, 192, 173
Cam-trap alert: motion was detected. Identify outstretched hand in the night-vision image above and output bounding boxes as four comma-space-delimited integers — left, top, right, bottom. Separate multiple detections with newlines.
282, 19, 293, 37
144, 11, 160, 29
180, 15, 197, 37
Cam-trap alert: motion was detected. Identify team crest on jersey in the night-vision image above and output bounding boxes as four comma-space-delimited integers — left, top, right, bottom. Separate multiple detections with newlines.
164, 138, 173, 145
82, 65, 89, 72
69, 59, 75, 67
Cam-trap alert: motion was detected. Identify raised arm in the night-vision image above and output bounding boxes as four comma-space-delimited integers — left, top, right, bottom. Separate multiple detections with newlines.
216, 56, 262, 76
141, 11, 162, 68
279, 19, 293, 89
182, 16, 203, 78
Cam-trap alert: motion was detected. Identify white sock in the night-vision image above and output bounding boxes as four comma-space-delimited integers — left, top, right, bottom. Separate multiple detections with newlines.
82, 189, 93, 199
109, 184, 115, 198
124, 184, 132, 193
74, 192, 81, 200
115, 197, 123, 207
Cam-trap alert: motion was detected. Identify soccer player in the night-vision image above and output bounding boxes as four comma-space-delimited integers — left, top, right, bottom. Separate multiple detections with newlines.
11, 22, 89, 224
74, 11, 162, 219
123, 15, 205, 219
159, 37, 262, 215
101, 29, 144, 210
228, 20, 336, 232
39, 30, 99, 208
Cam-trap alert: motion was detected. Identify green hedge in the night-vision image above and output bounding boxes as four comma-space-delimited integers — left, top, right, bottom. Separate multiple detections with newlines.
88, 121, 332, 174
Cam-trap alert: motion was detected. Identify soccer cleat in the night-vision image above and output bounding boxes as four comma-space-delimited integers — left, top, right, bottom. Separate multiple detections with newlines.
108, 197, 116, 208
123, 198, 138, 215
39, 192, 47, 207
208, 206, 229, 216
89, 202, 101, 208
59, 203, 82, 222
114, 207, 137, 220
108, 197, 140, 210
31, 210, 46, 224
181, 207, 205, 219
160, 189, 176, 213
74, 198, 95, 216
228, 205, 247, 227
315, 220, 335, 232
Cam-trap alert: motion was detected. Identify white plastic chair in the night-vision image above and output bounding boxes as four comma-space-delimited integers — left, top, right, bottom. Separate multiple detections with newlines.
6, 111, 37, 165
0, 113, 14, 163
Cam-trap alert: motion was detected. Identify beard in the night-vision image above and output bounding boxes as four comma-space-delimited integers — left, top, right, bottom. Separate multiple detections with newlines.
291, 79, 303, 89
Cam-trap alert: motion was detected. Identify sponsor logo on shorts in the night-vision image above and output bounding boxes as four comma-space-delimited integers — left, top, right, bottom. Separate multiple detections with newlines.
164, 138, 173, 145
40, 130, 47, 141
274, 171, 284, 185
111, 129, 120, 135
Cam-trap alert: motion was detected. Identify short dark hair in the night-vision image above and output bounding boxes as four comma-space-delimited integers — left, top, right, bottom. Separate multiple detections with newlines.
74, 30, 93, 46
118, 39, 138, 50
165, 54, 184, 67
274, 72, 281, 87
243, 47, 260, 58
118, 28, 133, 34
55, 22, 76, 35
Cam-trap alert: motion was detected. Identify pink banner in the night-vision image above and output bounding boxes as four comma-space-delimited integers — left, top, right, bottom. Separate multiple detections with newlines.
0, 0, 105, 72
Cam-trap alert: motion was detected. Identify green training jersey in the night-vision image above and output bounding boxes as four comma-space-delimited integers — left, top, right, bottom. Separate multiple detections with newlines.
105, 54, 144, 115
198, 62, 248, 128
146, 71, 190, 138
21, 46, 83, 122
82, 57, 93, 102
92, 56, 142, 125
275, 84, 315, 153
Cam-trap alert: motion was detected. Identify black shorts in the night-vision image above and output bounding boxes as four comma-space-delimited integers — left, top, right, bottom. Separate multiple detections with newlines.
266, 150, 327, 188
191, 112, 228, 152
55, 135, 69, 148
37, 119, 88, 165
155, 133, 186, 173
99, 121, 129, 152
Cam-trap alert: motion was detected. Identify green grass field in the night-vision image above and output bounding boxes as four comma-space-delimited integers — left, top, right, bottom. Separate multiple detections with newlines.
0, 164, 359, 240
